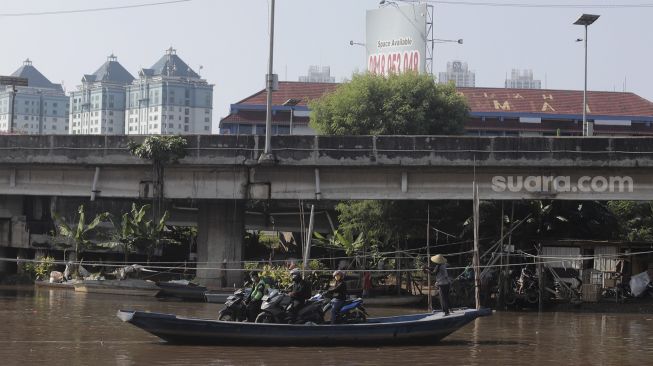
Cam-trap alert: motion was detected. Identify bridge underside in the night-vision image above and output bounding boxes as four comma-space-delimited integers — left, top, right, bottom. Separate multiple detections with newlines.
0, 165, 650, 201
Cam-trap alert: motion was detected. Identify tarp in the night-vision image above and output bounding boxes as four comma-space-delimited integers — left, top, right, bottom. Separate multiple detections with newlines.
629, 271, 651, 297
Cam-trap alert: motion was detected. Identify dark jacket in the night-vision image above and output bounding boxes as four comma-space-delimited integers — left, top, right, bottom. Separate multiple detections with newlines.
289, 279, 311, 301
326, 280, 347, 301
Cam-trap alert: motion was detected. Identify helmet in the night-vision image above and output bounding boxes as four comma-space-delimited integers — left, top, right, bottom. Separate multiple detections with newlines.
250, 271, 260, 280
332, 270, 344, 278
290, 268, 301, 280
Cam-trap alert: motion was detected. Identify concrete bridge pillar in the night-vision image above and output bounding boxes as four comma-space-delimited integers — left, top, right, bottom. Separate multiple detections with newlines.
0, 247, 8, 276
196, 200, 245, 288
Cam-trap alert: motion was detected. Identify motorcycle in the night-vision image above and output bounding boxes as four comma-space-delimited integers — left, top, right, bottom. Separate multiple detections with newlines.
322, 295, 368, 324
255, 290, 327, 324
218, 287, 251, 322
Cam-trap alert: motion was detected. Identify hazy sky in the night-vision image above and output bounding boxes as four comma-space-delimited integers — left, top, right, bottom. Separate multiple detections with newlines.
2, 0, 652, 132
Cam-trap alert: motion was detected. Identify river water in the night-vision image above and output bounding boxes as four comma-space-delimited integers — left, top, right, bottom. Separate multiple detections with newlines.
0, 286, 652, 366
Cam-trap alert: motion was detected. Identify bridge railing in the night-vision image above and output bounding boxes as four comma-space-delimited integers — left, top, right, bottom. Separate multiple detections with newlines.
1, 135, 653, 167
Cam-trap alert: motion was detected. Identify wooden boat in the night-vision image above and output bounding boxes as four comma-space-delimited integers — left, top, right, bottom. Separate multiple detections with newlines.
361, 295, 424, 306
117, 307, 492, 346
204, 290, 234, 303
74, 279, 160, 297
156, 281, 207, 302
34, 280, 76, 290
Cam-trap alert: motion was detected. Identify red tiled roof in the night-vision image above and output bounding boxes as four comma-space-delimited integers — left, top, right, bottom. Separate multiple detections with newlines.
235, 81, 340, 107
458, 87, 653, 118
231, 82, 653, 118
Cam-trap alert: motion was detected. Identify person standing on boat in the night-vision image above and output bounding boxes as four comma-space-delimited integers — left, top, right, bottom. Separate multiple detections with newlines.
246, 272, 267, 322
424, 254, 451, 316
287, 268, 311, 321
325, 270, 347, 324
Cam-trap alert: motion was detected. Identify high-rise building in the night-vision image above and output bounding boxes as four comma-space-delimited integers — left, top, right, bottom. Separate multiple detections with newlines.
125, 47, 213, 135
69, 54, 135, 135
298, 65, 335, 83
505, 69, 541, 89
438, 60, 475, 87
0, 59, 69, 134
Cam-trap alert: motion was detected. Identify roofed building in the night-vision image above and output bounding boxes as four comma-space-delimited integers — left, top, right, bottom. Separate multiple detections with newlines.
219, 82, 653, 136
219, 81, 339, 135
459, 87, 653, 136
125, 47, 213, 135
69, 54, 135, 135
0, 59, 69, 134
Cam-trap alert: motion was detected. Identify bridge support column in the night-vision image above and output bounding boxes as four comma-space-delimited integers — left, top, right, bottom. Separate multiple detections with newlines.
196, 200, 244, 288
0, 247, 7, 276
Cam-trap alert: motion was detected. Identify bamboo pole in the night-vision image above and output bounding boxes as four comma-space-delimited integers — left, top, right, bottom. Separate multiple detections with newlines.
473, 182, 481, 310
302, 204, 315, 275
427, 204, 432, 311
498, 201, 505, 308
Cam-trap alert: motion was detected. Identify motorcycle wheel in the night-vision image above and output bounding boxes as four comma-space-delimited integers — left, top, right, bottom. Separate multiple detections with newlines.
526, 290, 539, 304
218, 310, 234, 322
255, 312, 275, 323
350, 309, 367, 323
505, 292, 517, 306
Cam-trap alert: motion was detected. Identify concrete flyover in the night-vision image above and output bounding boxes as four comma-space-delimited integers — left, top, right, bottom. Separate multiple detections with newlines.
0, 134, 652, 201
2, 135, 653, 286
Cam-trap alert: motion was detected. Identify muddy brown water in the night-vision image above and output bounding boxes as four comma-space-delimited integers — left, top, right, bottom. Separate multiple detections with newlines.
0, 286, 652, 365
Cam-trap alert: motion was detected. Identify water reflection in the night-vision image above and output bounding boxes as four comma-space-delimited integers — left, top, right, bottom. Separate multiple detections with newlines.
0, 287, 652, 365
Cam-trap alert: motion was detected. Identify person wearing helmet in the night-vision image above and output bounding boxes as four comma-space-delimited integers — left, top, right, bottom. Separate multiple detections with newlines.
287, 268, 311, 321
325, 270, 347, 324
246, 271, 267, 322
423, 254, 451, 316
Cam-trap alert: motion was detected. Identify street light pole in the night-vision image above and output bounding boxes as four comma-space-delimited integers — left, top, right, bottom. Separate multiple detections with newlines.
583, 24, 588, 136
9, 85, 16, 134
574, 13, 599, 137
259, 0, 276, 163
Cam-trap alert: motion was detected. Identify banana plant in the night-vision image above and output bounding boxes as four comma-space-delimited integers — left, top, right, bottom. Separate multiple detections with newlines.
53, 204, 110, 276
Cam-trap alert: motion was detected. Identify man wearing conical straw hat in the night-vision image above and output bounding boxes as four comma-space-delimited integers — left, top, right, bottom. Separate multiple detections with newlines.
424, 254, 451, 316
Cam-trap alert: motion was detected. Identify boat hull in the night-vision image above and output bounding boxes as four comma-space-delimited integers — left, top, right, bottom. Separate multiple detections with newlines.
156, 282, 207, 301
117, 308, 491, 346
75, 280, 160, 297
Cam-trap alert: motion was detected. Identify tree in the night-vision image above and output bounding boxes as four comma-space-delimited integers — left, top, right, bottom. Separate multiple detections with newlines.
309, 72, 469, 135
128, 136, 187, 223
608, 201, 653, 242
53, 204, 110, 271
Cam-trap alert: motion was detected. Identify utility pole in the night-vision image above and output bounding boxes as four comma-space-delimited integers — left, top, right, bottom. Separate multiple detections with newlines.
259, 0, 276, 163
9, 85, 17, 134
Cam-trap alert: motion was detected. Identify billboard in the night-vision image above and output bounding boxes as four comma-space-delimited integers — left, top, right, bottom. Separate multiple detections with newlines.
366, 3, 428, 76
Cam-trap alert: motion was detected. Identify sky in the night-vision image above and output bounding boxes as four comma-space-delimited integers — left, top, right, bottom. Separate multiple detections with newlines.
1, 0, 652, 133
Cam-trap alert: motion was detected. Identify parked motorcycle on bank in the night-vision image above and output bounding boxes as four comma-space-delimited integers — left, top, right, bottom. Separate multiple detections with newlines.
255, 290, 327, 324
218, 287, 252, 322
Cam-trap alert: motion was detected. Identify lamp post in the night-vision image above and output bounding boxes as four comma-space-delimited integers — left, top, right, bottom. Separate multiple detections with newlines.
434, 38, 463, 44
574, 13, 600, 137
259, 0, 276, 163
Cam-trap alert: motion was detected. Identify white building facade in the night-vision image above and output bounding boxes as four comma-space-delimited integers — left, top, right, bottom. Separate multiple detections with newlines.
125, 48, 213, 135
438, 60, 476, 87
0, 59, 69, 134
505, 69, 542, 89
69, 55, 135, 135
298, 65, 335, 83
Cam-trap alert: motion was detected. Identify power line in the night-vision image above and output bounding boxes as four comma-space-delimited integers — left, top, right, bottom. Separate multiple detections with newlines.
432, 1, 653, 8
0, 0, 192, 17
